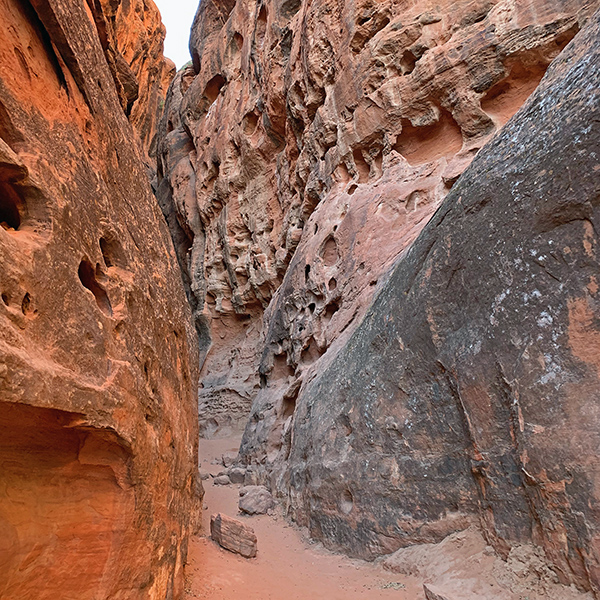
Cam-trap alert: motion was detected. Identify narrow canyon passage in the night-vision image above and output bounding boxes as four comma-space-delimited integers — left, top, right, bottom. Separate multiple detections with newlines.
185, 437, 596, 600
185, 437, 423, 599
1, 0, 599, 597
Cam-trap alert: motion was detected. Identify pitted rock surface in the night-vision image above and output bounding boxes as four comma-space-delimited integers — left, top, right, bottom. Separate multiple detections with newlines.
241, 9, 600, 593
157, 0, 597, 437
0, 0, 198, 598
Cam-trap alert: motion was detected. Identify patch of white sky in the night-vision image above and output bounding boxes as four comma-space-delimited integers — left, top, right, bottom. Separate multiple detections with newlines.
153, 0, 199, 69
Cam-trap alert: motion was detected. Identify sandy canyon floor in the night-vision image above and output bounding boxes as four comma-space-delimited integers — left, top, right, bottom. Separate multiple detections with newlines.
183, 438, 594, 600
184, 437, 423, 599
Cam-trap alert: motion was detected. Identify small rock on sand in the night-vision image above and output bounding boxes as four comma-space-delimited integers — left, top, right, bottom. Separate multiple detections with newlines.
210, 513, 257, 558
239, 485, 275, 515
213, 475, 231, 486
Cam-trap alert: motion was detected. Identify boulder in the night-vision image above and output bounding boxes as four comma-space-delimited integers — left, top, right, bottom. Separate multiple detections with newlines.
228, 467, 247, 484
239, 486, 275, 515
210, 513, 258, 558
213, 475, 231, 486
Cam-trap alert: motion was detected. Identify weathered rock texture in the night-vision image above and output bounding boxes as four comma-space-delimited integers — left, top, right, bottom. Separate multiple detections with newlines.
210, 512, 258, 557
245, 8, 600, 595
0, 0, 199, 599
97, 0, 176, 169
157, 0, 597, 437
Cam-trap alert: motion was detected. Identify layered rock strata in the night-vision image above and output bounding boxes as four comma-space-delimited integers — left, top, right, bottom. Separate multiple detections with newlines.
0, 0, 199, 598
157, 0, 597, 436
245, 9, 600, 594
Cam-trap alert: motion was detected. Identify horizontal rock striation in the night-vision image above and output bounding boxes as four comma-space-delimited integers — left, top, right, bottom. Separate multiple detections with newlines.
246, 8, 600, 594
0, 0, 199, 598
157, 0, 597, 437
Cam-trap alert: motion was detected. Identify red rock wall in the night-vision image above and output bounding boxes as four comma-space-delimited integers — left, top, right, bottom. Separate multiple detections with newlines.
157, 0, 598, 437
0, 0, 199, 598
97, 0, 176, 169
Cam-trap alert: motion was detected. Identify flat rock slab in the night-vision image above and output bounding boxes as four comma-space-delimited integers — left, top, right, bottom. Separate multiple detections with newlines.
210, 513, 257, 558
239, 485, 275, 515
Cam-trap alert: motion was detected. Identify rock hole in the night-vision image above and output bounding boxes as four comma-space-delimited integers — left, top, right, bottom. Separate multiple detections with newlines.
78, 259, 112, 317
320, 236, 339, 267
347, 183, 358, 195
280, 0, 301, 19
352, 149, 370, 183
256, 5, 268, 44
21, 292, 32, 315
340, 489, 354, 514
233, 32, 243, 51
300, 338, 324, 364
400, 49, 418, 75
1, 293, 9, 306
323, 300, 339, 323
0, 181, 22, 231
203, 74, 226, 105
273, 353, 295, 379
314, 223, 319, 234
305, 264, 311, 282
99, 236, 122, 268
393, 110, 463, 165
308, 302, 316, 313
481, 61, 547, 127
282, 393, 296, 419
328, 278, 337, 291
243, 111, 260, 135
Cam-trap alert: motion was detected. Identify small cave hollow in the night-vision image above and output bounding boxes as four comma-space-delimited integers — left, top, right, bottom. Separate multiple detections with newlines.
0, 401, 133, 595
280, 0, 301, 19
99, 235, 124, 269
281, 393, 297, 420
340, 489, 354, 514
400, 49, 418, 75
320, 236, 339, 267
233, 32, 244, 51
203, 74, 226, 106
394, 110, 463, 166
352, 148, 370, 184
272, 352, 295, 380
256, 5, 268, 43
0, 180, 23, 231
481, 61, 547, 127
242, 111, 260, 135
323, 300, 339, 323
78, 259, 113, 317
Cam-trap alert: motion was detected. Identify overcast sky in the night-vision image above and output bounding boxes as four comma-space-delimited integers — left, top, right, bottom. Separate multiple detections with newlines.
153, 0, 199, 68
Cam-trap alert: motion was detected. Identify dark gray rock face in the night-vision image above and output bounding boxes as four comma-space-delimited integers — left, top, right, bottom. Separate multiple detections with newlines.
240, 10, 600, 593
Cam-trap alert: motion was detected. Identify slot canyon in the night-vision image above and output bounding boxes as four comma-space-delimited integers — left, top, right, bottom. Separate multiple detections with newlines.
0, 0, 599, 598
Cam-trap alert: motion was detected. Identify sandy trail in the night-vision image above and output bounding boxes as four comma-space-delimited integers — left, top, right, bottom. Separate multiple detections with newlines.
183, 437, 424, 600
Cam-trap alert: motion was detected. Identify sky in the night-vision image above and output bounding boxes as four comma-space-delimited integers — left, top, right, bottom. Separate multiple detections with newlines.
153, 0, 199, 68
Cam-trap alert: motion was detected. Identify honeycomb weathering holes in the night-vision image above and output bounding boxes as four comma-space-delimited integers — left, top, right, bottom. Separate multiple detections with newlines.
78, 259, 112, 317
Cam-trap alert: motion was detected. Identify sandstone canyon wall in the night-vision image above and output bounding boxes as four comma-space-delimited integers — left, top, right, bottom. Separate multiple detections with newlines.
0, 0, 199, 599
157, 0, 598, 438
156, 0, 600, 594
243, 8, 600, 594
